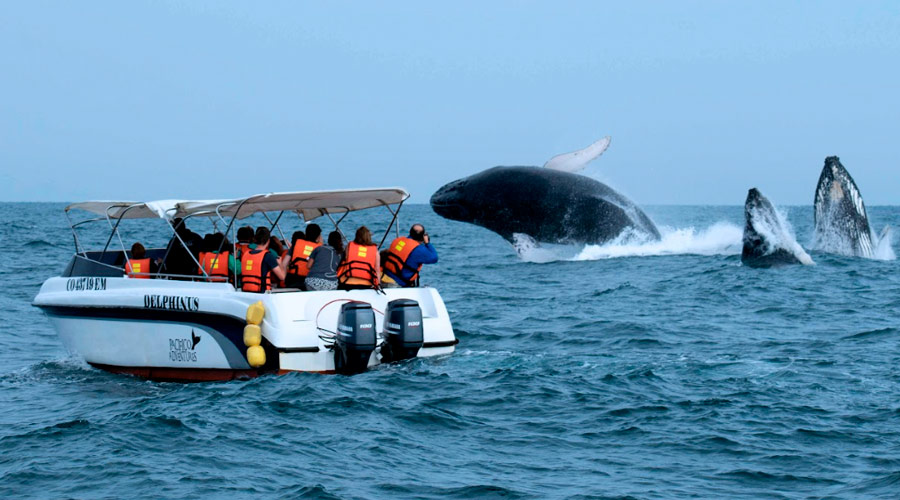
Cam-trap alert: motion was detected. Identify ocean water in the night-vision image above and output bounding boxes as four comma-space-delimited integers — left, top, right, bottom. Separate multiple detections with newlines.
2, 202, 900, 499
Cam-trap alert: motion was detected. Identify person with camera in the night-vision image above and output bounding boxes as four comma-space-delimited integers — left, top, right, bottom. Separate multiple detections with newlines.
381, 224, 438, 288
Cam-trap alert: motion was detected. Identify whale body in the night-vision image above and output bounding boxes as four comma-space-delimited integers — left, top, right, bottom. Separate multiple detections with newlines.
813, 156, 877, 258
742, 188, 813, 268
430, 166, 661, 245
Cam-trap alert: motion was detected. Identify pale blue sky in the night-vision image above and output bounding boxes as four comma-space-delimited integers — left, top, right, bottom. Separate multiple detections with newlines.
2, 2, 899, 204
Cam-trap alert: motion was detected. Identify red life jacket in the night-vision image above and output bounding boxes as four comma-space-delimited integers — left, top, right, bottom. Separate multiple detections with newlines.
125, 258, 151, 279
382, 237, 422, 285
288, 239, 321, 277
241, 250, 270, 292
200, 251, 230, 282
337, 242, 378, 286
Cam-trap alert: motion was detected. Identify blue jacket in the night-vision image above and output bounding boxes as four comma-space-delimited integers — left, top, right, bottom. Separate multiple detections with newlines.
385, 242, 438, 286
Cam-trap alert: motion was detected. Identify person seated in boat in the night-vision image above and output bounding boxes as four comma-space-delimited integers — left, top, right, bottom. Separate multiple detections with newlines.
268, 235, 288, 288
124, 242, 159, 279
162, 218, 203, 279
198, 232, 238, 282
240, 227, 287, 293
236, 226, 255, 258
381, 224, 438, 288
196, 234, 214, 275
286, 224, 322, 290
337, 226, 380, 290
304, 230, 342, 291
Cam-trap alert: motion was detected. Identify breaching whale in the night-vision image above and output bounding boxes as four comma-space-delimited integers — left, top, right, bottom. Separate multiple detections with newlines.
430, 166, 661, 245
813, 156, 883, 258
742, 188, 813, 268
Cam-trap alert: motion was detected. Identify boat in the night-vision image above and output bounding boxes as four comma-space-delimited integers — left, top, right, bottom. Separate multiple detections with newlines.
32, 188, 457, 381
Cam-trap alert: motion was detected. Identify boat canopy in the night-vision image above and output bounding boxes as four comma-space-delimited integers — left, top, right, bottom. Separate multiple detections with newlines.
65, 188, 410, 221
64, 200, 200, 220
183, 187, 409, 221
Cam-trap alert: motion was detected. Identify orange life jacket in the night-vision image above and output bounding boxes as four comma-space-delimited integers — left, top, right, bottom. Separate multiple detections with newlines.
236, 242, 251, 259
196, 251, 208, 275
199, 251, 230, 282
288, 239, 321, 277
337, 242, 378, 286
125, 258, 151, 279
382, 237, 422, 285
241, 250, 270, 292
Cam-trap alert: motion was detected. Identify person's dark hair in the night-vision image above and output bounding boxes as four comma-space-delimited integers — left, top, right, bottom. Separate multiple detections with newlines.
254, 226, 271, 245
409, 224, 425, 242
237, 226, 254, 243
211, 232, 229, 253
305, 223, 322, 243
269, 236, 284, 255
173, 217, 195, 237
291, 230, 306, 247
202, 234, 214, 252
327, 231, 344, 256
353, 226, 373, 246
131, 242, 146, 259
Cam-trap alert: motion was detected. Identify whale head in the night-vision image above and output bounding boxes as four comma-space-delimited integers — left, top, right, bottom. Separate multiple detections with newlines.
430, 167, 522, 234
813, 156, 874, 257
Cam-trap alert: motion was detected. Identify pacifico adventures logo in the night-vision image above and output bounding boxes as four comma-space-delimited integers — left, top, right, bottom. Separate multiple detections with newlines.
169, 330, 201, 362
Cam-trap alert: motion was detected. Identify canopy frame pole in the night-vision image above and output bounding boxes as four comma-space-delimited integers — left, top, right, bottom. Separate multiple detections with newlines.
65, 212, 106, 259
216, 198, 253, 287
214, 202, 240, 288
325, 208, 351, 242
179, 212, 212, 279
378, 200, 404, 249
263, 210, 287, 243
99, 203, 139, 265
64, 209, 90, 257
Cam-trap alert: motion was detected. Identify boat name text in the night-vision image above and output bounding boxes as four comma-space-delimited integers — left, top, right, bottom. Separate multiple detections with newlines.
144, 295, 200, 312
66, 277, 107, 292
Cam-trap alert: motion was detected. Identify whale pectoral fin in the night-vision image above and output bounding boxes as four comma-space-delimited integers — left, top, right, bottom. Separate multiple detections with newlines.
543, 136, 611, 172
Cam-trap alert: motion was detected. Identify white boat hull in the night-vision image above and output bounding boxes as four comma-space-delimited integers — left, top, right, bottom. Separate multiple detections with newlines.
33, 276, 456, 381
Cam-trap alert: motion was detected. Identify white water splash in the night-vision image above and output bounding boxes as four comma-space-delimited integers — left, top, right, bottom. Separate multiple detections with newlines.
747, 205, 814, 266
513, 222, 744, 263
873, 226, 896, 261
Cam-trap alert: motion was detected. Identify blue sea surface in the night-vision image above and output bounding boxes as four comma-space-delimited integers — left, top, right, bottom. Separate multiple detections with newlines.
1, 203, 900, 499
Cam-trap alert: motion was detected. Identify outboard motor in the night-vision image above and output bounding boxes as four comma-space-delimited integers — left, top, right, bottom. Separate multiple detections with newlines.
334, 302, 376, 374
380, 299, 424, 364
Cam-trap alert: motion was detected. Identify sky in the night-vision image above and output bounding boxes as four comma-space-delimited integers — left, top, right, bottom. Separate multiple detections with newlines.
1, 1, 899, 204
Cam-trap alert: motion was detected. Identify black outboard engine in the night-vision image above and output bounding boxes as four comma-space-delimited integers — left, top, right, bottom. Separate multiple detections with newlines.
334, 302, 376, 374
380, 299, 424, 364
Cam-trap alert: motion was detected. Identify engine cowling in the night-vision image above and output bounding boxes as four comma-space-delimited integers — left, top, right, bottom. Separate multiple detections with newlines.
334, 302, 376, 374
380, 299, 424, 364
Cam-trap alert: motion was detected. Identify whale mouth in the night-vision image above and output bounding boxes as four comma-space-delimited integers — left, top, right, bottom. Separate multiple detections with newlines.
430, 200, 471, 222
430, 179, 473, 221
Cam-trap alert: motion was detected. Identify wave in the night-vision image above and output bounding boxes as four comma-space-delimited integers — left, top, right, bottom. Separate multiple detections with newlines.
514, 222, 743, 262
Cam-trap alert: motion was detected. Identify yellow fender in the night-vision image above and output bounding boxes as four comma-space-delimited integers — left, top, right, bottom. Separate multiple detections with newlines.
247, 345, 266, 368
243, 324, 262, 347
245, 301, 266, 368
246, 301, 265, 325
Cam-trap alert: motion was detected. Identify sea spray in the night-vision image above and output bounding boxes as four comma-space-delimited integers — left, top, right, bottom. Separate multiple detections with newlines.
513, 222, 744, 262
745, 204, 814, 266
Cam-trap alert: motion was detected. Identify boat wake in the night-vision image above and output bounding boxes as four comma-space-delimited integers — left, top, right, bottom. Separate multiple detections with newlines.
513, 222, 743, 263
